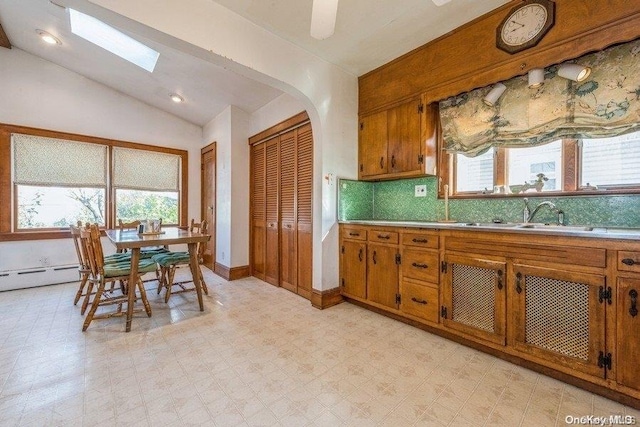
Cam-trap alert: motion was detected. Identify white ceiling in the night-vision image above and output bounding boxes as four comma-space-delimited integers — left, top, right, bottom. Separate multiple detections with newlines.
0, 0, 510, 127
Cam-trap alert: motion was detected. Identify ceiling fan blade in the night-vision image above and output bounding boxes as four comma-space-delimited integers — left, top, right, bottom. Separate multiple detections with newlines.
0, 22, 11, 49
432, 0, 452, 5
310, 0, 339, 40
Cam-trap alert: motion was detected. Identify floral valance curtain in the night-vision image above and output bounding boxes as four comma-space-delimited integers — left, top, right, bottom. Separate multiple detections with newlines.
439, 39, 640, 157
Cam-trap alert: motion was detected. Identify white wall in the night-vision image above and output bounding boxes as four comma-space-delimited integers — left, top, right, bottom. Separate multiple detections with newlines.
83, 0, 359, 291
0, 47, 202, 274
249, 94, 306, 136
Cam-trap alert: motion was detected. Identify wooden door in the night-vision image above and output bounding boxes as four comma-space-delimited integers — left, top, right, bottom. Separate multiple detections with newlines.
442, 254, 507, 345
358, 111, 388, 178
296, 123, 313, 299
250, 143, 266, 280
341, 240, 366, 299
617, 277, 640, 389
279, 130, 297, 293
388, 99, 422, 175
200, 144, 216, 270
265, 137, 279, 286
512, 264, 606, 378
367, 243, 399, 309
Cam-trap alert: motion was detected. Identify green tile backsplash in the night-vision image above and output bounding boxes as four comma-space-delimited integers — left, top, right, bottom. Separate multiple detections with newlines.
338, 177, 640, 227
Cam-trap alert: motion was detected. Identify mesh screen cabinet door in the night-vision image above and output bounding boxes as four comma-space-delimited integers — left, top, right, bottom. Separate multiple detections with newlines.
441, 254, 507, 345
512, 264, 606, 378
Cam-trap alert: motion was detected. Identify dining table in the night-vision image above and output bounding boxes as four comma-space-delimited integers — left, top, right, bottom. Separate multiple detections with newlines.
105, 227, 211, 332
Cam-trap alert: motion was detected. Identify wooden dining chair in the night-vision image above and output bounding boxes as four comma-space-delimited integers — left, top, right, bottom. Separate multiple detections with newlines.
81, 224, 155, 331
70, 221, 92, 311
118, 219, 169, 258
152, 219, 209, 303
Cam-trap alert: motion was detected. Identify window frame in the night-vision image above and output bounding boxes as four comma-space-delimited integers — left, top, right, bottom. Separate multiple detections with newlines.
440, 138, 640, 198
0, 123, 188, 241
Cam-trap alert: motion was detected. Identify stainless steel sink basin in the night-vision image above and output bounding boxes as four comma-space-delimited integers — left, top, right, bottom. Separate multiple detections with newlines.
461, 222, 518, 228
516, 223, 593, 231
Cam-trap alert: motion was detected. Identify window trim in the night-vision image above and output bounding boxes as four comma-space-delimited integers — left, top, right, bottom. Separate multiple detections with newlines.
439, 138, 640, 199
0, 123, 188, 241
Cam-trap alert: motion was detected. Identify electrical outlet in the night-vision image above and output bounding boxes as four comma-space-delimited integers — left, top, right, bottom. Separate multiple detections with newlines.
39, 257, 50, 266
415, 185, 427, 197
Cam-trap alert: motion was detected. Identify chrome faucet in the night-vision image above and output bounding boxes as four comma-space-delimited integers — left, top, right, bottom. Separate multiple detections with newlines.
522, 198, 565, 225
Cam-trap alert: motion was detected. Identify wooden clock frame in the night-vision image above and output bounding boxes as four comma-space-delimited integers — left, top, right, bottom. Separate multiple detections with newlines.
496, 0, 555, 54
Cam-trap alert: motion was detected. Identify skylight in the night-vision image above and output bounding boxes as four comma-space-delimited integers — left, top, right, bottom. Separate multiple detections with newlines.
69, 9, 159, 72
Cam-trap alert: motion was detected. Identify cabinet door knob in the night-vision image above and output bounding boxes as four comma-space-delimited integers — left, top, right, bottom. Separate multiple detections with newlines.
622, 258, 636, 266
411, 262, 428, 269
380, 157, 384, 169
412, 238, 428, 243
391, 155, 396, 169
358, 248, 363, 262
630, 289, 638, 318
411, 297, 428, 305
372, 250, 377, 265
377, 234, 390, 240
349, 232, 360, 237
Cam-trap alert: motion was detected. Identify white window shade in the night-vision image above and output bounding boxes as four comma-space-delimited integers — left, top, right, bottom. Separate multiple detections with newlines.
113, 147, 180, 191
13, 134, 107, 186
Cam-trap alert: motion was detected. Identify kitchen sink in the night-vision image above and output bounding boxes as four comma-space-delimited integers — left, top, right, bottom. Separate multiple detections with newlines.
516, 223, 593, 231
461, 222, 518, 228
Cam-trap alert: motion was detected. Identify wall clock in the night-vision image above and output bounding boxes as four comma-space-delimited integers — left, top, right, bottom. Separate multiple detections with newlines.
496, 0, 555, 54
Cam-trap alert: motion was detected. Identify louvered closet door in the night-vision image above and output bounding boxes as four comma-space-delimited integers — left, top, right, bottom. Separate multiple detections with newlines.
265, 137, 280, 286
251, 143, 266, 280
279, 130, 297, 293
296, 123, 313, 298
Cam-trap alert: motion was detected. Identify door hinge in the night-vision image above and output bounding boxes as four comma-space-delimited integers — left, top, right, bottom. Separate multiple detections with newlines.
418, 154, 424, 164
418, 103, 424, 114
395, 253, 401, 265
396, 293, 401, 305
599, 286, 612, 305
598, 351, 612, 372
341, 245, 344, 254
341, 278, 345, 287
441, 306, 448, 319
441, 261, 447, 273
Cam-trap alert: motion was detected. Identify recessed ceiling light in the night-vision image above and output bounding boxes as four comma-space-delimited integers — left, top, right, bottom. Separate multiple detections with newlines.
69, 8, 159, 72
36, 29, 61, 45
170, 93, 184, 103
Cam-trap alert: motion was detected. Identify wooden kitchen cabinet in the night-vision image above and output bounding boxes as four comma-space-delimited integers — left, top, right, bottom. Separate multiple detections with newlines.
367, 233, 400, 309
340, 239, 367, 299
441, 253, 507, 346
358, 97, 436, 180
512, 264, 607, 378
616, 278, 640, 391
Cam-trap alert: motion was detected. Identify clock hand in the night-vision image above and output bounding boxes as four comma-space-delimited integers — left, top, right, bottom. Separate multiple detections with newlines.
510, 20, 525, 28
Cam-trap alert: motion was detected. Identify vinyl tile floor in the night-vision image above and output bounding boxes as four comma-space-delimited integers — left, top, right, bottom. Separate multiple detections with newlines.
0, 268, 638, 427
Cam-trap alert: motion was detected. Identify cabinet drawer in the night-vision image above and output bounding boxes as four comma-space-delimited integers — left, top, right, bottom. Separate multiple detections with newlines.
369, 230, 399, 244
402, 249, 439, 283
618, 251, 640, 273
400, 281, 439, 323
402, 231, 438, 249
342, 227, 367, 241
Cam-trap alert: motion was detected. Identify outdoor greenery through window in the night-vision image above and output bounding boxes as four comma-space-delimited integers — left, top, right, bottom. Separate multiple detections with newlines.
451, 130, 640, 196
5, 129, 186, 234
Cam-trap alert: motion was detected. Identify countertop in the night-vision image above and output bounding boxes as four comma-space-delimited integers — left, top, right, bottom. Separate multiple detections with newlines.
339, 220, 640, 241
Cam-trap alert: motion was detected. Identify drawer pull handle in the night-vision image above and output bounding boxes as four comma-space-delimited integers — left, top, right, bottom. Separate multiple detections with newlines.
372, 250, 377, 265
380, 157, 384, 169
411, 297, 428, 305
496, 270, 503, 290
377, 234, 390, 240
391, 155, 396, 169
349, 232, 360, 237
412, 238, 428, 243
630, 289, 638, 318
622, 258, 636, 266
516, 272, 523, 294
412, 263, 428, 269
358, 248, 363, 262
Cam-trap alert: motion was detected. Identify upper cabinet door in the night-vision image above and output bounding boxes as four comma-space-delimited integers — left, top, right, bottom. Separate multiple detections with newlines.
358, 110, 388, 178
388, 99, 422, 175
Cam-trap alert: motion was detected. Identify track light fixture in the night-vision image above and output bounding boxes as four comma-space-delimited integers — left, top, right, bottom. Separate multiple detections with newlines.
483, 83, 507, 106
528, 68, 545, 88
557, 63, 592, 82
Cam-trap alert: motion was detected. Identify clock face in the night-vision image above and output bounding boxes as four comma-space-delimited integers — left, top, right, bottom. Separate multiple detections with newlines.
500, 4, 548, 47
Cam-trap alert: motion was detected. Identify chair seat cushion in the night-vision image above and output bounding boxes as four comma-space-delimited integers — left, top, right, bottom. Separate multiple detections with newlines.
104, 253, 132, 264
152, 251, 190, 267
140, 247, 170, 259
104, 258, 157, 278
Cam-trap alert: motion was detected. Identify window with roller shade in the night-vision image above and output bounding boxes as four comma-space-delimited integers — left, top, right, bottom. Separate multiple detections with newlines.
5, 127, 187, 234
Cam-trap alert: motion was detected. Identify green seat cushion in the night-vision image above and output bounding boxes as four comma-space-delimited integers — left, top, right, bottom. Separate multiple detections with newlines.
140, 247, 170, 259
104, 258, 157, 278
104, 253, 132, 264
152, 251, 191, 267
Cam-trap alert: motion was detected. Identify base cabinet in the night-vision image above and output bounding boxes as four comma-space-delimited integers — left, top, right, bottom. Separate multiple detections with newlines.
441, 254, 506, 345
617, 277, 640, 391
367, 243, 399, 309
340, 240, 367, 299
512, 264, 607, 378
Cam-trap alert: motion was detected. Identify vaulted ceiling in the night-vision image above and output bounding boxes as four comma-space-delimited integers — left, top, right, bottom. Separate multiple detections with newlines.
0, 0, 509, 126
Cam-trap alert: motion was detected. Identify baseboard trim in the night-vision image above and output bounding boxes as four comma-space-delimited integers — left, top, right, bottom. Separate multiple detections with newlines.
214, 263, 250, 281
311, 287, 343, 309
